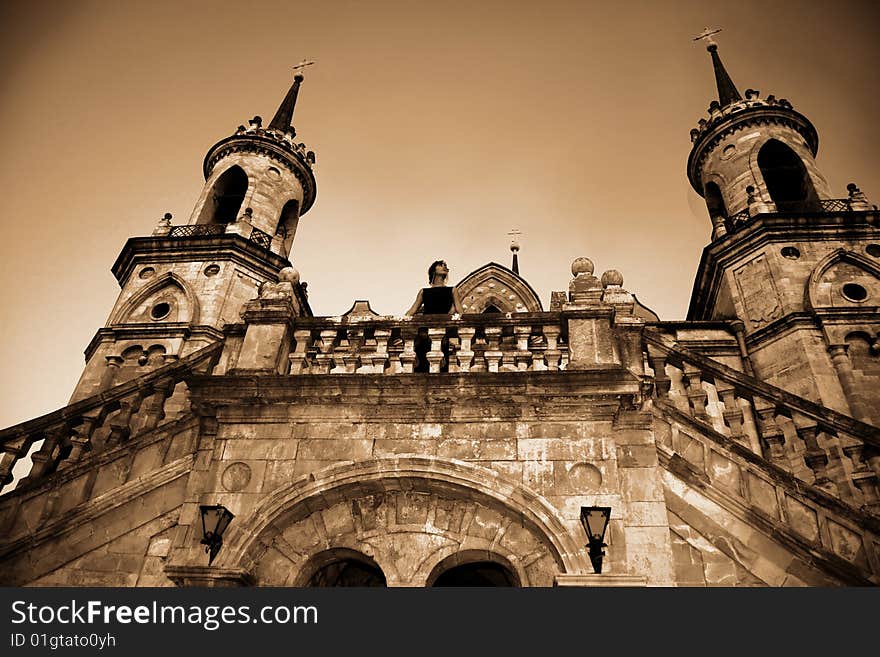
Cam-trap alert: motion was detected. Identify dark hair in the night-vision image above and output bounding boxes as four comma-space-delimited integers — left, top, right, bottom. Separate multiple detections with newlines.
428, 260, 447, 283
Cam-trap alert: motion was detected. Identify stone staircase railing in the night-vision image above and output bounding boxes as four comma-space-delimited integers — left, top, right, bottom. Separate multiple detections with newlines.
284, 313, 570, 375
0, 342, 223, 494
644, 328, 880, 513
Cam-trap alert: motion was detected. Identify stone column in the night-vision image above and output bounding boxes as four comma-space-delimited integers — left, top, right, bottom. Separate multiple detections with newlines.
828, 345, 871, 423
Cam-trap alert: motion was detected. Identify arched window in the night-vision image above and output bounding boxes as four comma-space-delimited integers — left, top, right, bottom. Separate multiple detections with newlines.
757, 140, 820, 212
276, 199, 300, 255
301, 550, 387, 587
704, 182, 727, 219
431, 561, 518, 586
197, 166, 248, 225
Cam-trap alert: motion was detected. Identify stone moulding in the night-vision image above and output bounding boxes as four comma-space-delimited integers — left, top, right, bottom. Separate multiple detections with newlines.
201, 456, 591, 578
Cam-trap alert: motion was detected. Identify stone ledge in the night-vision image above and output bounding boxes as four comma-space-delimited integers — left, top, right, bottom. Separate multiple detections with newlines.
554, 573, 647, 587
165, 565, 255, 587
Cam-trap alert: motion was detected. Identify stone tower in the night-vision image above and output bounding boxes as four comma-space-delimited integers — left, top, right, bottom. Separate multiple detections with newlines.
68, 75, 316, 403
686, 39, 880, 426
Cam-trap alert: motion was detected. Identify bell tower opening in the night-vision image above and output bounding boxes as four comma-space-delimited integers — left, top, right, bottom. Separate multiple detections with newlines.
704, 182, 727, 221
758, 139, 820, 212
197, 165, 248, 225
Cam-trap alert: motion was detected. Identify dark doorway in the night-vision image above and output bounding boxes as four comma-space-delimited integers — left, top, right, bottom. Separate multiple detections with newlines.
432, 561, 517, 587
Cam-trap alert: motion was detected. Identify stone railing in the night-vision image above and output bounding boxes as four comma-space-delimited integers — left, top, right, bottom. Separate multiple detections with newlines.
0, 342, 223, 494
644, 329, 880, 513
285, 313, 570, 375
655, 406, 880, 584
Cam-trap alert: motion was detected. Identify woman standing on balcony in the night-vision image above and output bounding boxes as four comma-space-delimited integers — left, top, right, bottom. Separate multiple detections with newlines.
406, 260, 464, 316
406, 260, 463, 372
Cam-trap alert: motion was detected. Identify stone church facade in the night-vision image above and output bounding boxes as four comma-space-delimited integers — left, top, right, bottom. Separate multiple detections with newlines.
1, 44, 878, 587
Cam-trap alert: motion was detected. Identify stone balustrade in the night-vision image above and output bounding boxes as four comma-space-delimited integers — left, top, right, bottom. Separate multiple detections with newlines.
0, 342, 222, 494
285, 313, 569, 375
644, 329, 880, 514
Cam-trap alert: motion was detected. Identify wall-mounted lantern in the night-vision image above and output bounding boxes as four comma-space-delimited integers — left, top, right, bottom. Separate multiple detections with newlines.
199, 504, 235, 565
580, 506, 611, 574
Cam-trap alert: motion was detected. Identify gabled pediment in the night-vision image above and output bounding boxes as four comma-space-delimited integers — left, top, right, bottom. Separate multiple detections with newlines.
457, 262, 543, 314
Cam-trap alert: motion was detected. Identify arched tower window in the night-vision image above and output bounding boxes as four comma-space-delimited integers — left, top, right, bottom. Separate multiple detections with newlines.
276, 199, 300, 255
757, 139, 820, 212
704, 182, 727, 220
197, 166, 248, 225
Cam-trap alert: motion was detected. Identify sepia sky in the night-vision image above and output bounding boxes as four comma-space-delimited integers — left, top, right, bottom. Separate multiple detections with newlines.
0, 0, 877, 428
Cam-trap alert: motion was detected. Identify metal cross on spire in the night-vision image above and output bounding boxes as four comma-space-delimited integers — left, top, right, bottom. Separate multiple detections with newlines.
292, 59, 316, 77
693, 27, 722, 48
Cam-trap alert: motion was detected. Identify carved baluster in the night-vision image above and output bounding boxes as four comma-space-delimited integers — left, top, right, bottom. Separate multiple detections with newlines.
370, 328, 391, 374
60, 413, 100, 468
484, 326, 503, 373
792, 415, 836, 494
399, 327, 417, 373
314, 329, 337, 374
514, 325, 533, 371
714, 380, 745, 443
543, 325, 561, 371
289, 329, 313, 375
681, 362, 709, 420
107, 391, 147, 446
0, 432, 32, 487
426, 327, 446, 373
335, 329, 357, 373
839, 435, 880, 511
753, 397, 787, 468
138, 378, 178, 434
24, 429, 64, 481
457, 327, 476, 373
646, 346, 671, 397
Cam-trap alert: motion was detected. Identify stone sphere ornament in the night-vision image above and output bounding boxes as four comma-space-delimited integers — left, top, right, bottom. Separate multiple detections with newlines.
278, 266, 300, 285
601, 270, 624, 288
571, 257, 595, 277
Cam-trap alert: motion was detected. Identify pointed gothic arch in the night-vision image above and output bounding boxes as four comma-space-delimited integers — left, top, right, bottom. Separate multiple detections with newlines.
196, 165, 249, 225
457, 263, 543, 314
109, 272, 201, 326
704, 181, 727, 220
757, 139, 821, 212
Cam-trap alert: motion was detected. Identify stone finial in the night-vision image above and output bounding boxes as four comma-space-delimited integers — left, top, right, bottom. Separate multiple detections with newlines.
744, 88, 759, 100
152, 212, 173, 236
847, 183, 871, 210
246, 115, 262, 132
746, 184, 772, 216
600, 270, 624, 289
571, 257, 594, 277
568, 257, 602, 305
278, 266, 301, 285
690, 128, 700, 143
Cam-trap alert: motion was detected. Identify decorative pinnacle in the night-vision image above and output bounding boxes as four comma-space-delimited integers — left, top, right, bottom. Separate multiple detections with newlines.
508, 229, 521, 275
693, 27, 742, 107
268, 60, 315, 134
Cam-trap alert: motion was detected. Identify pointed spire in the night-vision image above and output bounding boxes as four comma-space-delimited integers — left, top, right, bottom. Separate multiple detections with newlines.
706, 42, 742, 106
268, 74, 304, 134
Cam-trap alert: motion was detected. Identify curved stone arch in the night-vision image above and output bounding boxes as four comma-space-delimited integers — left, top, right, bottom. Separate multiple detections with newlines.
457, 263, 543, 314
110, 272, 201, 326
216, 456, 587, 582
193, 162, 253, 226
292, 548, 388, 587
423, 549, 523, 587
805, 249, 880, 312
746, 135, 830, 208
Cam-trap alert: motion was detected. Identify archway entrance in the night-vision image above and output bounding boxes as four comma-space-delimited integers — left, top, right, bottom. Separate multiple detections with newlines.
300, 550, 387, 587
431, 561, 517, 587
